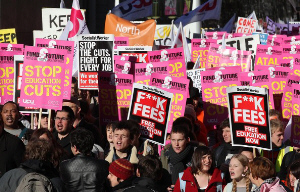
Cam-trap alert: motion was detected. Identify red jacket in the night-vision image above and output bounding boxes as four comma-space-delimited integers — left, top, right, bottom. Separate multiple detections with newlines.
173, 167, 225, 192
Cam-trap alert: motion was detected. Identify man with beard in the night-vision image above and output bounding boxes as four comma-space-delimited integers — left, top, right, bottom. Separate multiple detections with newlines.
53, 106, 75, 158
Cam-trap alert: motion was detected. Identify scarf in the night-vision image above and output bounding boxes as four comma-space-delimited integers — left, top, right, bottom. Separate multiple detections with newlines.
168, 144, 192, 184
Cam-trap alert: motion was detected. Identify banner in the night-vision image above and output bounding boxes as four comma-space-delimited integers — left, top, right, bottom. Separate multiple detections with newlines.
191, 39, 217, 66
111, 0, 152, 21
187, 68, 206, 94
0, 28, 17, 44
0, 43, 23, 53
148, 47, 184, 63
42, 8, 85, 32
127, 83, 173, 145
254, 45, 282, 67
105, 13, 156, 46
0, 52, 15, 105
227, 86, 271, 150
154, 25, 173, 46
117, 46, 152, 63
201, 68, 239, 124
236, 17, 257, 34
98, 72, 133, 126
35, 38, 74, 99
19, 46, 67, 110
291, 83, 300, 147
135, 62, 169, 85
150, 73, 189, 133
78, 34, 114, 89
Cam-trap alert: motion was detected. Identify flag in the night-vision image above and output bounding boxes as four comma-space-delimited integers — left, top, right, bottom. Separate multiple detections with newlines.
60, 0, 90, 76
60, 0, 66, 8
247, 11, 257, 20
222, 13, 236, 33
171, 22, 191, 63
154, 21, 175, 46
111, 0, 153, 21
174, 0, 222, 27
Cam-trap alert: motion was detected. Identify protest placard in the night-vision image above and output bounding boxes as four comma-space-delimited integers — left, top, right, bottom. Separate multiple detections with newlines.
291, 83, 300, 147
135, 62, 169, 85
283, 36, 300, 45
148, 47, 184, 63
252, 32, 268, 45
114, 60, 132, 74
35, 39, 74, 99
114, 36, 129, 49
187, 68, 206, 94
33, 30, 63, 45
191, 39, 217, 67
236, 17, 257, 34
0, 43, 23, 53
154, 25, 172, 46
150, 73, 189, 133
266, 35, 285, 46
98, 72, 133, 126
254, 45, 282, 67
117, 46, 152, 63
206, 43, 236, 68
219, 49, 252, 72
78, 34, 114, 89
19, 46, 67, 110
0, 28, 17, 44
227, 86, 271, 150
127, 83, 173, 145
205, 31, 227, 39
167, 58, 187, 78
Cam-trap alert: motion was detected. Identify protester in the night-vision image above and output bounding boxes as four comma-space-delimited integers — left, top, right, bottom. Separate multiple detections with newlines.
53, 106, 75, 157
107, 159, 135, 191
60, 128, 109, 192
173, 146, 225, 192
286, 160, 300, 191
39, 111, 55, 132
105, 120, 139, 164
0, 113, 25, 178
239, 147, 257, 163
105, 122, 118, 157
224, 154, 251, 192
249, 157, 287, 192
0, 139, 64, 191
123, 155, 164, 192
71, 77, 79, 98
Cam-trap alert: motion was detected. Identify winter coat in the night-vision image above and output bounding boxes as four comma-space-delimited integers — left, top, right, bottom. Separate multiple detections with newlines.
260, 177, 287, 192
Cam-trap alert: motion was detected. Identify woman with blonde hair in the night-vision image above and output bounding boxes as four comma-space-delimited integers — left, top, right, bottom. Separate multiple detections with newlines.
224, 154, 251, 192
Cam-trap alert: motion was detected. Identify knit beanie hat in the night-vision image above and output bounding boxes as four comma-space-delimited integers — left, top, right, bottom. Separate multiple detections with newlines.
109, 159, 134, 180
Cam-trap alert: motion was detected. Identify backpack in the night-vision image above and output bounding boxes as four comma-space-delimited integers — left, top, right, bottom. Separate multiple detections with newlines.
15, 172, 54, 192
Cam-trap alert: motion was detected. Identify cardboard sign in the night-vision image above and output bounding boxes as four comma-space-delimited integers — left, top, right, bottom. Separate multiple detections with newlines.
148, 47, 184, 63
191, 39, 217, 66
33, 30, 63, 45
35, 38, 74, 99
150, 73, 189, 133
78, 34, 114, 89
42, 8, 86, 32
255, 45, 282, 67
236, 17, 257, 34
98, 72, 133, 126
201, 69, 239, 124
19, 46, 67, 110
105, 13, 156, 46
135, 62, 169, 85
127, 83, 173, 145
227, 86, 271, 150
187, 68, 205, 94
291, 83, 300, 147
0, 43, 23, 53
117, 46, 152, 63
0, 28, 17, 44
114, 36, 129, 49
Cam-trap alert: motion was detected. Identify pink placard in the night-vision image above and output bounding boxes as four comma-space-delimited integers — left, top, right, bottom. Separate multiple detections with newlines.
278, 58, 294, 69
206, 66, 242, 71
114, 60, 131, 74
35, 38, 74, 100
166, 58, 187, 78
206, 43, 236, 68
114, 36, 129, 49
267, 34, 285, 46
191, 39, 217, 66
135, 62, 169, 85
255, 44, 282, 67
291, 83, 300, 147
282, 74, 300, 120
205, 32, 227, 40
283, 36, 300, 44
20, 46, 67, 110
147, 47, 184, 63
238, 72, 252, 86
233, 33, 251, 37
150, 73, 189, 133
0, 43, 24, 54
219, 49, 252, 72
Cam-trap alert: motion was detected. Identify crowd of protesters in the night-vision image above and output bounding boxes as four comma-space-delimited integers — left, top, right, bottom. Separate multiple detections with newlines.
0, 77, 299, 192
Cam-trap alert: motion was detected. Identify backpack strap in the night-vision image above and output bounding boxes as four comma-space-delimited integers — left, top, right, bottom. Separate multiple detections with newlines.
179, 172, 186, 192
19, 128, 28, 139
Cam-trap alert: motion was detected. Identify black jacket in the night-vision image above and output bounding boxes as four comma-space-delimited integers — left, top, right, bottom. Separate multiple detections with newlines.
123, 177, 164, 192
278, 150, 300, 180
60, 153, 109, 192
0, 130, 25, 178
53, 129, 74, 158
0, 159, 64, 192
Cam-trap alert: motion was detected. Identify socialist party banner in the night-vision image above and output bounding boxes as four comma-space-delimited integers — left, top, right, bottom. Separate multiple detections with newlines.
0, 52, 15, 105
0, 43, 23, 53
227, 86, 271, 150
236, 17, 257, 34
291, 83, 300, 147
187, 68, 206, 94
254, 45, 282, 67
148, 47, 184, 62
105, 13, 156, 46
78, 34, 114, 89
0, 28, 17, 43
117, 46, 152, 63
191, 39, 217, 67
13, 55, 48, 114
150, 73, 189, 133
19, 46, 67, 110
201, 68, 239, 125
35, 38, 74, 99
127, 83, 173, 145
281, 74, 300, 121
135, 62, 169, 85
98, 72, 133, 126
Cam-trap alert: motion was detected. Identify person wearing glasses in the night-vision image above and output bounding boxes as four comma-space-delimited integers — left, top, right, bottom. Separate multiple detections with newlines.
53, 106, 75, 158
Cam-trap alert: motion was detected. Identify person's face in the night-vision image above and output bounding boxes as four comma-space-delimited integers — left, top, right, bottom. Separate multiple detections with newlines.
271, 129, 284, 147
71, 83, 77, 97
201, 154, 212, 173
289, 172, 296, 187
39, 133, 50, 140
63, 101, 80, 118
106, 126, 113, 143
241, 151, 254, 162
55, 112, 72, 135
171, 132, 189, 154
222, 127, 231, 143
40, 116, 49, 129
229, 158, 247, 180
1, 103, 19, 128
192, 98, 199, 109
113, 129, 131, 152
107, 172, 122, 187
